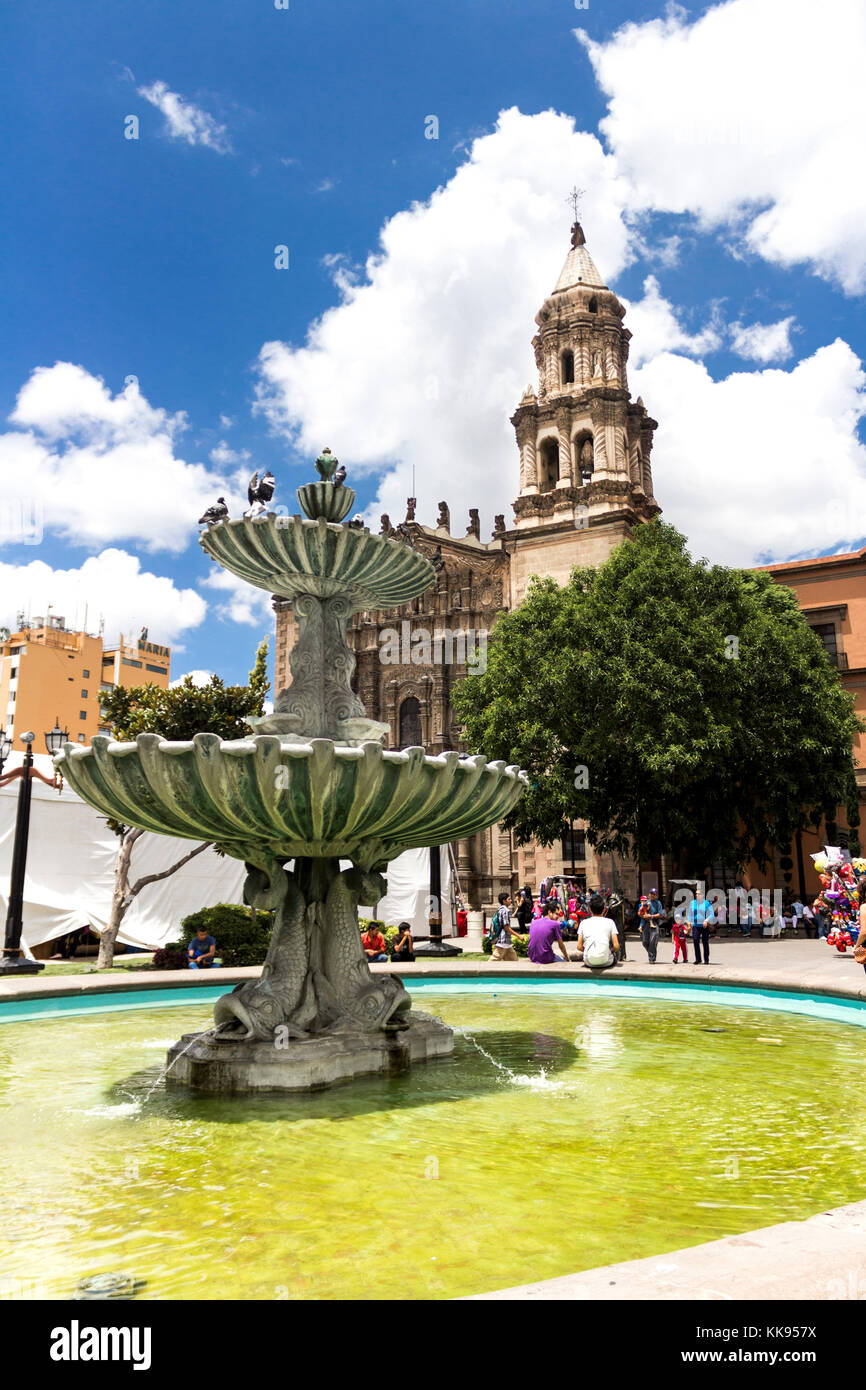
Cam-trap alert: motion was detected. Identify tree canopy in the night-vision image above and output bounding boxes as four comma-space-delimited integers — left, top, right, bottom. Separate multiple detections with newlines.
100, 638, 270, 742
452, 522, 860, 871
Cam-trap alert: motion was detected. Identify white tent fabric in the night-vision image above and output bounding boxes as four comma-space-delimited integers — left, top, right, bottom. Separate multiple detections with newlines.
0, 752, 453, 953
363, 846, 454, 935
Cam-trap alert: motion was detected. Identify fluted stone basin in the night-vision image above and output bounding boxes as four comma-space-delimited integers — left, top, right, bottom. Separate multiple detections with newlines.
200, 515, 435, 610
56, 734, 528, 868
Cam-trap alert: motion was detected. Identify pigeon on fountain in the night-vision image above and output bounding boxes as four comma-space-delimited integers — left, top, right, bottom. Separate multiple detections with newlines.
333, 464, 347, 486
347, 513, 366, 529
198, 497, 229, 527
245, 470, 275, 518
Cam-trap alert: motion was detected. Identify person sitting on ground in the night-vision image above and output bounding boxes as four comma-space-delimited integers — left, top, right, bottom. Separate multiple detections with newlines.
390, 921, 415, 963
528, 902, 571, 964
188, 925, 219, 970
361, 921, 389, 961
489, 891, 524, 961
576, 894, 620, 971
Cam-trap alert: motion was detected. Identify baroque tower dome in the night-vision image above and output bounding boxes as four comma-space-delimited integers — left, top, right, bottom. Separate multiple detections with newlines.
509, 221, 660, 575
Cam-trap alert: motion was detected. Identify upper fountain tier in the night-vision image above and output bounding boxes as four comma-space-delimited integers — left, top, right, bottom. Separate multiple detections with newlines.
199, 467, 435, 612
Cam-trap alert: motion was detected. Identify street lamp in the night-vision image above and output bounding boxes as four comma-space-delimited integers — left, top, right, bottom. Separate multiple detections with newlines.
414, 845, 462, 957
0, 727, 61, 976
45, 717, 69, 756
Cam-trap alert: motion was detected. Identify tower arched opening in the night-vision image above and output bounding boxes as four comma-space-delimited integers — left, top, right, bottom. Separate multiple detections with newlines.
560, 350, 575, 385
538, 438, 560, 492
398, 696, 423, 749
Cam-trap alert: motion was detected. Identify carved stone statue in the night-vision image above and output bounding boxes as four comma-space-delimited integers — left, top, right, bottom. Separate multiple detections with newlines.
437, 501, 450, 531
466, 508, 480, 540
492, 514, 506, 537
379, 514, 394, 536
405, 496, 416, 523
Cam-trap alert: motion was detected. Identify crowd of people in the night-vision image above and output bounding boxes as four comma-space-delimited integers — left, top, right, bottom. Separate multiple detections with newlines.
484, 872, 866, 972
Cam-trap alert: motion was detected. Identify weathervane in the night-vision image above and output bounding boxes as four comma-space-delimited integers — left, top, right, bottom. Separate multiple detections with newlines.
566, 185, 585, 222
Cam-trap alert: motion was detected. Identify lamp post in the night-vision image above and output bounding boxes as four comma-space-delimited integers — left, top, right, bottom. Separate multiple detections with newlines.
0, 723, 66, 976
414, 844, 462, 957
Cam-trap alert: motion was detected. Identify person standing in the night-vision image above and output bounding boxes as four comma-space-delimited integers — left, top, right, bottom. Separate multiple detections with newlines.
637, 895, 658, 963
577, 895, 620, 971
671, 914, 689, 963
687, 888, 715, 964
515, 884, 533, 934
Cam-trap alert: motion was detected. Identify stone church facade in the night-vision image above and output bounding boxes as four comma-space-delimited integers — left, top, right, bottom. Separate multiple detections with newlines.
274, 222, 661, 909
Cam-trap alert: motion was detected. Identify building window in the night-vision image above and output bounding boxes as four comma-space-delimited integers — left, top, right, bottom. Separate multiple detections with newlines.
588, 296, 598, 313
561, 823, 586, 865
561, 350, 575, 385
82, 668, 90, 678
102, 656, 114, 665
79, 710, 87, 720
539, 438, 559, 492
78, 734, 86, 743
809, 622, 839, 666
122, 658, 142, 669
145, 663, 165, 674
398, 696, 423, 749
81, 689, 88, 698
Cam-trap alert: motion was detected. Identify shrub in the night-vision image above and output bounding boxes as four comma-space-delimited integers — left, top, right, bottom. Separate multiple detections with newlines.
152, 942, 187, 971
179, 903, 274, 968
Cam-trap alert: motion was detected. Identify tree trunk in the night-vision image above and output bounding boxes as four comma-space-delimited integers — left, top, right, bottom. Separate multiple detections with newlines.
98, 829, 142, 969
97, 829, 210, 969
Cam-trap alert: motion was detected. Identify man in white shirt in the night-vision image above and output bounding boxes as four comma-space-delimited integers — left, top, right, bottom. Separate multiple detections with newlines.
577, 894, 620, 970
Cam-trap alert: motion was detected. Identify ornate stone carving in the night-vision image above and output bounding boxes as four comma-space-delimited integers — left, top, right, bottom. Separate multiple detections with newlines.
466, 508, 480, 540
436, 501, 450, 531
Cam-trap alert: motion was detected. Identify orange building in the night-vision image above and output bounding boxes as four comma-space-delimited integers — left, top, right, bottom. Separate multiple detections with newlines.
0, 617, 170, 751
759, 548, 866, 786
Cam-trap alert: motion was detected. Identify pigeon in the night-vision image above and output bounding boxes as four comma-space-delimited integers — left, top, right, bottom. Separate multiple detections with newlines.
333, 464, 347, 486
245, 470, 275, 515
198, 497, 229, 527
347, 513, 366, 529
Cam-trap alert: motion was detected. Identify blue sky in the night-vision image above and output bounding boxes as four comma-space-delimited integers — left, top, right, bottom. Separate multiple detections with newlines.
2, 0, 865, 687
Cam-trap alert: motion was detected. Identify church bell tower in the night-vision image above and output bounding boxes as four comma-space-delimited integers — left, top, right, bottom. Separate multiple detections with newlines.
508, 220, 660, 601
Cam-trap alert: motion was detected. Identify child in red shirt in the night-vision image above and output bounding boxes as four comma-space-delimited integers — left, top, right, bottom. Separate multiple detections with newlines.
671, 917, 689, 963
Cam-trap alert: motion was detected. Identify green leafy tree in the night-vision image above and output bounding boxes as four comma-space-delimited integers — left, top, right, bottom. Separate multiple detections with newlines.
100, 638, 270, 741
94, 639, 270, 967
453, 522, 860, 875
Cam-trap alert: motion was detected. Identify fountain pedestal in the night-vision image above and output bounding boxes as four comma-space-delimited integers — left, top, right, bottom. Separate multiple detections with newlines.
166, 1011, 454, 1094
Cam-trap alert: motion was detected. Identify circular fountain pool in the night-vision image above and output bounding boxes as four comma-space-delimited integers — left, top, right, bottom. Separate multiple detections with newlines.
2, 985, 865, 1300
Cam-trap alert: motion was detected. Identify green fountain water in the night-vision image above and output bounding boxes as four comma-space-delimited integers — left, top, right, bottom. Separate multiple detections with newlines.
2, 989, 864, 1301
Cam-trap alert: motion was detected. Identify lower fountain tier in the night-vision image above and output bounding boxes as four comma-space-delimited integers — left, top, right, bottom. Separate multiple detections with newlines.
165, 1011, 454, 1093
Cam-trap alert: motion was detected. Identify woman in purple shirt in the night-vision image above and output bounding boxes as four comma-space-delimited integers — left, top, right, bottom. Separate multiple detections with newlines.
528, 906, 571, 964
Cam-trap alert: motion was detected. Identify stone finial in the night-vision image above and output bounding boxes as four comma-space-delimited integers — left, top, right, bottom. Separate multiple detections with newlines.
379, 514, 394, 536
570, 221, 586, 249
520, 384, 536, 404
492, 514, 506, 538
466, 508, 480, 540
437, 501, 450, 531
315, 447, 339, 482
405, 497, 416, 523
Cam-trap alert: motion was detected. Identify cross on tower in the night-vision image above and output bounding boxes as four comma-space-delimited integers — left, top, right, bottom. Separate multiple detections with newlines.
566, 186, 585, 222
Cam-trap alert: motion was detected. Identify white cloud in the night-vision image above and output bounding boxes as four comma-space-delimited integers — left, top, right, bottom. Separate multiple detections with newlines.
729, 317, 796, 363
631, 340, 866, 567
622, 276, 723, 368
577, 0, 866, 292
219, 414, 235, 430
170, 669, 214, 688
1, 363, 233, 552
202, 567, 274, 627
209, 440, 251, 467
254, 107, 635, 531
0, 549, 207, 649
138, 81, 231, 154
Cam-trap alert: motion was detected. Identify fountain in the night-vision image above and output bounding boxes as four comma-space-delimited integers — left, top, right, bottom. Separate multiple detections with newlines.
55, 451, 527, 1092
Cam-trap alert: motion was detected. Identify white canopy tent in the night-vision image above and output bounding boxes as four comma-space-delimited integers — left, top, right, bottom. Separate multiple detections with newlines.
0, 752, 453, 955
